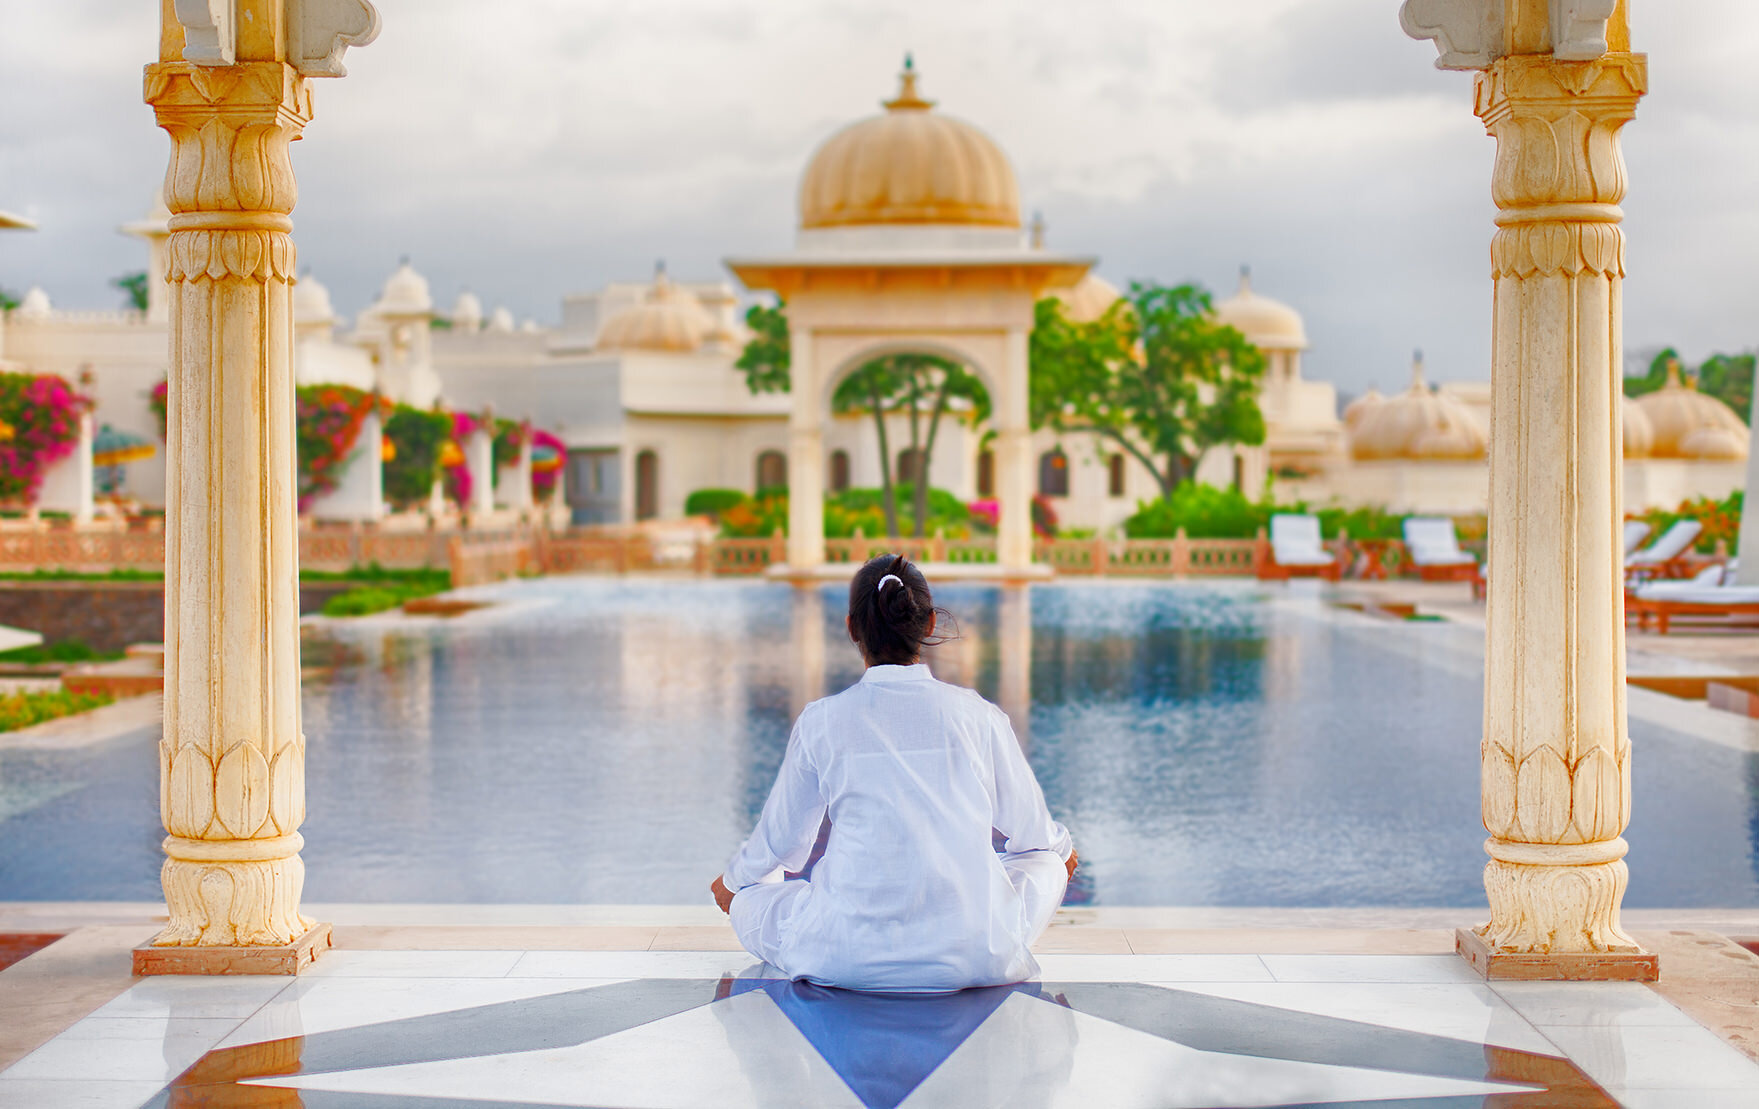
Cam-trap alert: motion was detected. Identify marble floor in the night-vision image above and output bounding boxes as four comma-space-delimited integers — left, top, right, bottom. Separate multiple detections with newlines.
3, 949, 1757, 1109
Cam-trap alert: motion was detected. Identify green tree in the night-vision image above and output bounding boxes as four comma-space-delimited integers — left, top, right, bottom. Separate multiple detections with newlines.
0, 289, 18, 312
113, 271, 149, 313
382, 406, 451, 509
736, 302, 991, 537
1029, 281, 1266, 498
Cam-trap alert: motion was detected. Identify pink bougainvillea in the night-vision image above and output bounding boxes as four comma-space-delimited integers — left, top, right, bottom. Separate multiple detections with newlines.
443, 411, 482, 506
293, 385, 380, 511
0, 372, 93, 505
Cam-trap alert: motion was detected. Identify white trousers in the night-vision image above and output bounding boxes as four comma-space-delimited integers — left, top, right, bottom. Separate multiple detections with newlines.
729, 850, 1068, 984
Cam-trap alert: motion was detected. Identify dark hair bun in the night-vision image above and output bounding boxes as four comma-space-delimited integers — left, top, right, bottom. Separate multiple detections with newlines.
848, 554, 947, 665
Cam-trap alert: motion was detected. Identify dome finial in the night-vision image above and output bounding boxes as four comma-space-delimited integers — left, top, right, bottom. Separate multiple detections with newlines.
1665, 356, 1687, 389
884, 53, 934, 111
1238, 264, 1251, 292
1411, 349, 1426, 389
1029, 211, 1046, 249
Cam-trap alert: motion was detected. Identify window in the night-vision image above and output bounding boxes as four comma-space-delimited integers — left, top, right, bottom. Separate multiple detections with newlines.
1038, 448, 1070, 498
828, 449, 851, 493
635, 450, 659, 520
896, 448, 925, 487
1108, 453, 1126, 497
755, 450, 788, 493
976, 450, 995, 498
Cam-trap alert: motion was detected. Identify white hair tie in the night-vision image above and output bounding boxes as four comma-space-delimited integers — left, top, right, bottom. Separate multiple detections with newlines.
877, 573, 903, 593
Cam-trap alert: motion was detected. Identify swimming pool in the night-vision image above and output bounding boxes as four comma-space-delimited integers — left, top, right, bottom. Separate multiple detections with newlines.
1, 577, 1754, 907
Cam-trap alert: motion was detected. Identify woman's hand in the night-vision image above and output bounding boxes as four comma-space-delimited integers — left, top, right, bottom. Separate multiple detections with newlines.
1065, 849, 1079, 882
711, 875, 736, 914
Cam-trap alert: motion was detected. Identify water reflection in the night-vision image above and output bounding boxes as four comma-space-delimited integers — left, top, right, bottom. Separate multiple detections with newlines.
0, 577, 1754, 908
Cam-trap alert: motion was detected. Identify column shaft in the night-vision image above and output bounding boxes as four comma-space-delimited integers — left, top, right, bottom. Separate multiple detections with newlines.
788, 328, 824, 569
996, 328, 1033, 572
1475, 52, 1646, 956
147, 59, 315, 948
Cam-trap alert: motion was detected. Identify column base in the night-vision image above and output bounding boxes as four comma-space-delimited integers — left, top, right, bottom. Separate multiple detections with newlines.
1456, 927, 1658, 982
133, 922, 332, 977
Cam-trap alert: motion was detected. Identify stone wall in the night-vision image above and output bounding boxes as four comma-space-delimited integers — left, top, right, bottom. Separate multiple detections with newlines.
0, 581, 365, 652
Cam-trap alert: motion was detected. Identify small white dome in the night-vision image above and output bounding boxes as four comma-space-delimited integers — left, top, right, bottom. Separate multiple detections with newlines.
487, 306, 515, 333
1213, 269, 1307, 351
375, 261, 433, 316
15, 286, 50, 319
451, 291, 483, 331
293, 272, 336, 326
520, 318, 540, 333
596, 271, 709, 354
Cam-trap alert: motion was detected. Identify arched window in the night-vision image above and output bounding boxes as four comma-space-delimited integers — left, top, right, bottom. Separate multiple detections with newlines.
755, 449, 788, 493
1039, 448, 1070, 498
976, 449, 995, 498
828, 449, 851, 493
896, 448, 925, 487
635, 449, 659, 520
1108, 453, 1126, 497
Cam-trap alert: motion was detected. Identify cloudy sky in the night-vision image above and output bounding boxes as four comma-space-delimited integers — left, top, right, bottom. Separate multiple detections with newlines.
2, 0, 1754, 395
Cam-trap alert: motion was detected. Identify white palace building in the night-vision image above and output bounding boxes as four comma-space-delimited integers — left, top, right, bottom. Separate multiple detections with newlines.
0, 61, 1745, 532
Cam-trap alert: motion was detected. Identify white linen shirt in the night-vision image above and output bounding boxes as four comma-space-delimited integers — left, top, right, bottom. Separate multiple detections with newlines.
722, 663, 1072, 991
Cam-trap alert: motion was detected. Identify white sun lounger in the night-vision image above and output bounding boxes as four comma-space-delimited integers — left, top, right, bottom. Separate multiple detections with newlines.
1623, 520, 1652, 558
1402, 517, 1478, 579
1625, 519, 1702, 578
1266, 514, 1338, 580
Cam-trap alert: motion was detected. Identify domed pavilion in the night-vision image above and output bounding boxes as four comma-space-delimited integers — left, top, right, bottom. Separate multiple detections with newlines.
728, 57, 1093, 577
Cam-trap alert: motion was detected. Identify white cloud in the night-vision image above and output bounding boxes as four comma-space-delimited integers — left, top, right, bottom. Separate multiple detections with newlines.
0, 0, 1753, 394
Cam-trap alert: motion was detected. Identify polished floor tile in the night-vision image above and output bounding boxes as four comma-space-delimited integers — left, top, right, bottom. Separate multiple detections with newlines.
10, 953, 1751, 1108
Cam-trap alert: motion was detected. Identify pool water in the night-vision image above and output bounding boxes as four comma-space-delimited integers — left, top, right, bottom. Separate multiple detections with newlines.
1, 578, 1755, 907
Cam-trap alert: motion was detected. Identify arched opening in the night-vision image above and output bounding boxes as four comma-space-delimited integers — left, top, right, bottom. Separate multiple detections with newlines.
828, 449, 851, 493
755, 449, 788, 493
1108, 453, 1126, 497
976, 449, 995, 498
1038, 447, 1070, 498
1232, 453, 1246, 492
634, 449, 659, 521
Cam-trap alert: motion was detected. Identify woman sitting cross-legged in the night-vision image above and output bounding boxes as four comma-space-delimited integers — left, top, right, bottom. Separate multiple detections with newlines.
711, 554, 1076, 993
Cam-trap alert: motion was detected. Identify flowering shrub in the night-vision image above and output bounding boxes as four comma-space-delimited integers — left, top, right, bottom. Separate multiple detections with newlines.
530, 429, 564, 501
149, 379, 169, 440
444, 412, 479, 505
492, 418, 528, 471
382, 406, 451, 509
964, 495, 1056, 538
0, 372, 93, 504
294, 385, 377, 511
1636, 491, 1742, 554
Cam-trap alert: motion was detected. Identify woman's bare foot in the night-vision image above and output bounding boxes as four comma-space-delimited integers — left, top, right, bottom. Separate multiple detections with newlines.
1065, 849, 1079, 882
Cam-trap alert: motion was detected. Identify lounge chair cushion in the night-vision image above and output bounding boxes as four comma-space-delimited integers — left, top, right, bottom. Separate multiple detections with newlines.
1627, 519, 1703, 567
1269, 515, 1333, 566
1402, 517, 1476, 568
1622, 520, 1652, 557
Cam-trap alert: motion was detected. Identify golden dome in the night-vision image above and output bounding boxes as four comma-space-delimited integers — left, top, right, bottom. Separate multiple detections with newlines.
1621, 396, 1653, 458
1212, 269, 1307, 351
1633, 361, 1748, 459
1053, 274, 1124, 323
596, 270, 708, 354
1343, 387, 1384, 432
1349, 354, 1487, 461
798, 57, 1020, 230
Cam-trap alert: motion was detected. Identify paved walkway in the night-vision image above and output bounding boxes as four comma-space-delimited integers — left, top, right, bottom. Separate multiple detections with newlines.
3, 909, 1758, 1108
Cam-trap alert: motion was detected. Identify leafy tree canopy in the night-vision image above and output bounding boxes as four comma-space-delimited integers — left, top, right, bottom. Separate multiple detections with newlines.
113, 271, 149, 313
1030, 281, 1266, 498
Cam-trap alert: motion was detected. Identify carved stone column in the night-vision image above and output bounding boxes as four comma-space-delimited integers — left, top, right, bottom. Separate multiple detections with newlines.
1469, 50, 1655, 980
138, 0, 376, 976
995, 328, 1033, 575
787, 327, 825, 570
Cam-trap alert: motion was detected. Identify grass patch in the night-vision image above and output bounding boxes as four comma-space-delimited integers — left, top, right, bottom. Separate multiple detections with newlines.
301, 564, 451, 590
0, 568, 164, 582
0, 640, 125, 665
319, 568, 451, 618
0, 689, 115, 732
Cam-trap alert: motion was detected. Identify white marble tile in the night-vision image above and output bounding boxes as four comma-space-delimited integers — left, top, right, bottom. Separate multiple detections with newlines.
1258, 955, 1484, 984
1160, 981, 1557, 1054
217, 975, 631, 1048
1610, 1088, 1759, 1109
301, 949, 524, 978
0, 1078, 165, 1109
87, 976, 291, 1020
2, 1017, 237, 1082
1488, 981, 1699, 1028
1035, 954, 1272, 983
1539, 1023, 1759, 1091
244, 987, 866, 1108
507, 950, 767, 979
901, 991, 1540, 1108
